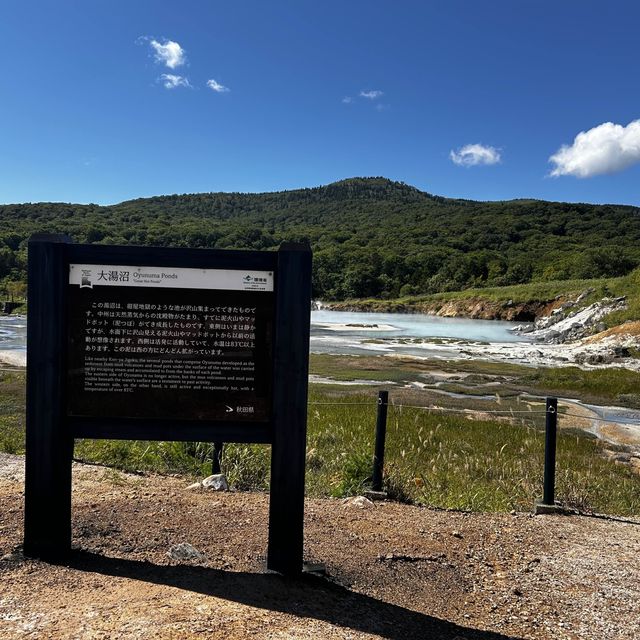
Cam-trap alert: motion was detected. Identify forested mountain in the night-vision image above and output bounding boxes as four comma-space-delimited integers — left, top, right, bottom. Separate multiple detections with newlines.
1, 177, 639, 300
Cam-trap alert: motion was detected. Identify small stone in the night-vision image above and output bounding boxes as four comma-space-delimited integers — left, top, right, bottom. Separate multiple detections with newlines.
342, 496, 374, 509
451, 530, 463, 539
168, 542, 206, 562
201, 474, 229, 491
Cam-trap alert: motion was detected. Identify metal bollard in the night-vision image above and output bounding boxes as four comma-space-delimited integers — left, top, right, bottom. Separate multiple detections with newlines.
542, 397, 558, 506
371, 390, 389, 492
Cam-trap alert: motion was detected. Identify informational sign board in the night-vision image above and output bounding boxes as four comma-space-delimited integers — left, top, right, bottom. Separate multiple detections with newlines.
24, 236, 311, 576
67, 264, 274, 421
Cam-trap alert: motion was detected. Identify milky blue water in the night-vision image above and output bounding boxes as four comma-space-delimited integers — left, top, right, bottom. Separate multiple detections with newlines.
312, 310, 524, 341
0, 310, 527, 360
0, 316, 27, 352
310, 310, 528, 357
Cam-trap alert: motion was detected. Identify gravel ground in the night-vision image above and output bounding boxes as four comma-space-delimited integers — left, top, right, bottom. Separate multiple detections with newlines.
1, 454, 639, 639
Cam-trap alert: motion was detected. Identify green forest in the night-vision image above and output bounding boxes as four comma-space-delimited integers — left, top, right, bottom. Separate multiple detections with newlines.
1, 177, 638, 300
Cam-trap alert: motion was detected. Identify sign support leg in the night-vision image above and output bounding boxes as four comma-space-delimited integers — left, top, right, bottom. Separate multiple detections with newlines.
24, 234, 73, 559
267, 243, 311, 576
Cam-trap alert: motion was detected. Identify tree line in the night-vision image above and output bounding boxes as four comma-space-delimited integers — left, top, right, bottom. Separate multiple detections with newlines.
1, 177, 639, 300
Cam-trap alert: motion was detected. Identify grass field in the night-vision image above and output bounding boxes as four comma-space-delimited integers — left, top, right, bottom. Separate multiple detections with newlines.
310, 352, 640, 406
304, 389, 640, 514
1, 368, 639, 515
0, 371, 24, 455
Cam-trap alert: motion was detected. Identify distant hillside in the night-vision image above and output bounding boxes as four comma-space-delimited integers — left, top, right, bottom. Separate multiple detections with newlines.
1, 177, 639, 300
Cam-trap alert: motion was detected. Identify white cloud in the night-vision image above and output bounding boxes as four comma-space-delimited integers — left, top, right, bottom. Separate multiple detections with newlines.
160, 74, 191, 89
149, 38, 186, 69
342, 96, 353, 104
207, 78, 230, 93
450, 143, 501, 167
549, 120, 640, 178
359, 90, 383, 99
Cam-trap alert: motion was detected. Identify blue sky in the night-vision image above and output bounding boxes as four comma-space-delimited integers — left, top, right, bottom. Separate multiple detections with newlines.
1, 0, 639, 206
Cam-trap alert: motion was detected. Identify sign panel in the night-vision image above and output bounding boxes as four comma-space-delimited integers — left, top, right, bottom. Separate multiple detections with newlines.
26, 237, 311, 573
67, 263, 274, 421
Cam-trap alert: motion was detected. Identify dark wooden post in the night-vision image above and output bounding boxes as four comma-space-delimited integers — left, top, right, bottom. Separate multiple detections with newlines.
24, 234, 73, 558
542, 397, 558, 506
267, 242, 312, 576
212, 442, 223, 475
371, 390, 389, 492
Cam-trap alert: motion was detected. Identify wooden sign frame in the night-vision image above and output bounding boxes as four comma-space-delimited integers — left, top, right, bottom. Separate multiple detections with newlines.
24, 234, 312, 576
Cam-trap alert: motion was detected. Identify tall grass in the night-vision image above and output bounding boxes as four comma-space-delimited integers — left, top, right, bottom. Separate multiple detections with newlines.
305, 389, 640, 515
0, 372, 25, 454
1, 371, 639, 515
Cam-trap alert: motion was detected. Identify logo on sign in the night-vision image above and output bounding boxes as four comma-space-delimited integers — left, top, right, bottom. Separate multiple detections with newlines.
80, 269, 93, 289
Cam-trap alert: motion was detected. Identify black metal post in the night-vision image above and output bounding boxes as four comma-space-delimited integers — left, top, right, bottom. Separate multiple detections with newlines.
371, 390, 389, 492
212, 442, 223, 475
543, 397, 558, 506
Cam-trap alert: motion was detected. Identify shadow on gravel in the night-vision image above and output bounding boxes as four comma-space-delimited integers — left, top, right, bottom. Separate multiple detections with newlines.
61, 550, 522, 640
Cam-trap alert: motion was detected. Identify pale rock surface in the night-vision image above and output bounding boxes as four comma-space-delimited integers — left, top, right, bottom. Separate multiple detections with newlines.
530, 296, 627, 343
342, 495, 374, 509
201, 473, 229, 491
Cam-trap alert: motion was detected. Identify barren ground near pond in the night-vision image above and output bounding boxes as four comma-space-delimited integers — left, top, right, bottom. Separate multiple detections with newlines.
1, 454, 639, 640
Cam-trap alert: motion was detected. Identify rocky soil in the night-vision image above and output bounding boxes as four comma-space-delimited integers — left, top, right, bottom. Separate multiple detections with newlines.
317, 298, 558, 322
1, 454, 639, 639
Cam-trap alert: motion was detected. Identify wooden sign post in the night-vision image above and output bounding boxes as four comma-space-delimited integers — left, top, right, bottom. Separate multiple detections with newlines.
24, 234, 312, 576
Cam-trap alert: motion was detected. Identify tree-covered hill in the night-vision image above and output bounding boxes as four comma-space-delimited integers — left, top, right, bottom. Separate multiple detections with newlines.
1, 177, 639, 300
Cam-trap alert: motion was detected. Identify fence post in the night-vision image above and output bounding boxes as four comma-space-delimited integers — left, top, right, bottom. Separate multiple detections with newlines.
212, 442, 223, 475
535, 397, 562, 514
543, 397, 558, 505
371, 390, 389, 492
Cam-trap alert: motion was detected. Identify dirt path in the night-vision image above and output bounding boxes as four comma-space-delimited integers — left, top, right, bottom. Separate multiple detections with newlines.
1, 455, 639, 639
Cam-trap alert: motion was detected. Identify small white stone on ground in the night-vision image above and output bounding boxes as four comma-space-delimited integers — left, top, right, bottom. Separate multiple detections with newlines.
201, 474, 229, 491
342, 495, 374, 509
